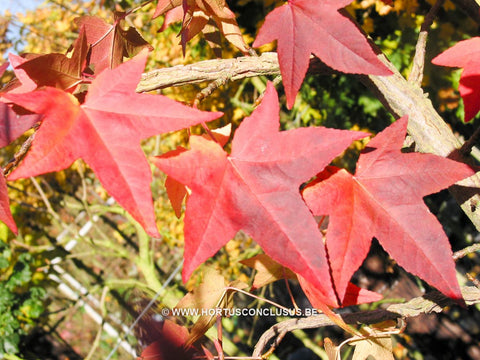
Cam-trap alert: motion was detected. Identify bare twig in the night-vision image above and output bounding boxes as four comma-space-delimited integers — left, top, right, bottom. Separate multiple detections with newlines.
30, 176, 61, 222
193, 73, 232, 107
460, 125, 480, 157
466, 273, 480, 288
409, 0, 445, 86
3, 122, 40, 176
453, 243, 480, 260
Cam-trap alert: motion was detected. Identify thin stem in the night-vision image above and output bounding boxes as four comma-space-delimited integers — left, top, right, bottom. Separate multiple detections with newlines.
30, 177, 61, 222
466, 273, 480, 288
223, 286, 294, 314
200, 121, 221, 144
453, 243, 480, 260
125, 0, 155, 17
215, 318, 224, 360
283, 268, 299, 311
85, 287, 109, 360
460, 125, 480, 156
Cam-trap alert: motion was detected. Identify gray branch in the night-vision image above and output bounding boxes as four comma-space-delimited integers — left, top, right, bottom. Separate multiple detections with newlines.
252, 286, 480, 357
138, 51, 480, 230
137, 52, 280, 92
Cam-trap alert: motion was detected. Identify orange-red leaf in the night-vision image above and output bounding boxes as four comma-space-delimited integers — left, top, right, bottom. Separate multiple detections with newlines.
4, 50, 222, 237
165, 126, 231, 218
253, 0, 391, 108
303, 116, 475, 301
152, 82, 368, 306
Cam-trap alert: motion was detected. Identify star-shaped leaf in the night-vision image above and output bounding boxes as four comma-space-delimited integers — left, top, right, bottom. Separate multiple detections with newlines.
303, 116, 475, 301
253, 0, 391, 108
152, 82, 368, 306
3, 50, 222, 237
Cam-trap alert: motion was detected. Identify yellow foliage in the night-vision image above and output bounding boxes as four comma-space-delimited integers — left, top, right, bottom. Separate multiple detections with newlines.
393, 0, 419, 15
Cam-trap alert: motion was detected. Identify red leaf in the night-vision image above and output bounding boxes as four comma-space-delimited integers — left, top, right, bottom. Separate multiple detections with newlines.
432, 37, 480, 122
75, 13, 153, 73
17, 27, 90, 91
2, 54, 37, 94
0, 104, 40, 147
303, 116, 475, 301
165, 126, 231, 218
152, 82, 368, 306
0, 173, 17, 234
253, 0, 391, 108
0, 58, 40, 147
4, 50, 222, 237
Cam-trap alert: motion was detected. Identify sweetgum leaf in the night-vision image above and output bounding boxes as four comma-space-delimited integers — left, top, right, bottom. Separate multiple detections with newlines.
303, 116, 475, 301
253, 0, 391, 108
153, 82, 368, 306
4, 50, 222, 237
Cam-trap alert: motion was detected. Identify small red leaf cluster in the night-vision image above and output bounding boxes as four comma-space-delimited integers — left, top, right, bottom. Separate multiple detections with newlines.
0, 1, 476, 320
